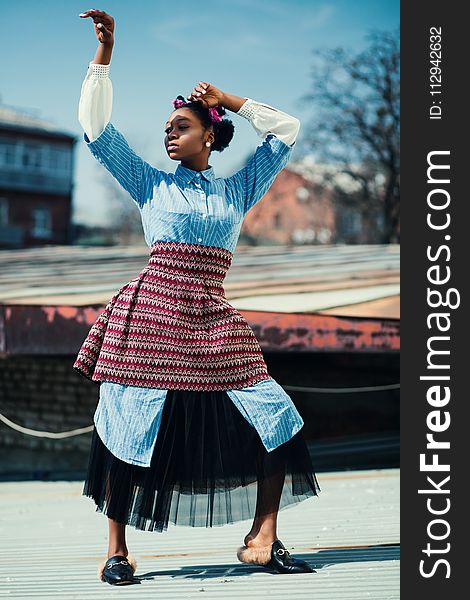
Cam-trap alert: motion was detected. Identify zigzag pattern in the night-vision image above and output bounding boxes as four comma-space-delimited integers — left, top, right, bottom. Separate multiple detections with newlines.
73, 241, 270, 391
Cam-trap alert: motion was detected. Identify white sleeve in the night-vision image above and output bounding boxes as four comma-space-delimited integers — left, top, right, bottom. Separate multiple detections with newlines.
236, 98, 300, 146
78, 61, 113, 142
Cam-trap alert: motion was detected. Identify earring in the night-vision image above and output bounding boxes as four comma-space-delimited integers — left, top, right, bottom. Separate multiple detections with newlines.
205, 142, 211, 147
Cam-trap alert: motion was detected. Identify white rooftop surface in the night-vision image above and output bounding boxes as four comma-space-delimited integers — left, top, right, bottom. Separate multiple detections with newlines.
230, 283, 400, 313
0, 468, 399, 599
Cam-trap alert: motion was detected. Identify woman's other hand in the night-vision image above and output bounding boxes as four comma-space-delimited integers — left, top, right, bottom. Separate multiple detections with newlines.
187, 82, 224, 108
79, 8, 115, 44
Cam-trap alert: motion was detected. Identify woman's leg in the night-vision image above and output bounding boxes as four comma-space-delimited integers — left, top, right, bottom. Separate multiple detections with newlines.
107, 517, 129, 558
104, 470, 129, 558
238, 439, 315, 574
244, 444, 286, 547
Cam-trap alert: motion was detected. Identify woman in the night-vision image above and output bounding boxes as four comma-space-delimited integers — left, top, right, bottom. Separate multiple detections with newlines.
75, 8, 320, 586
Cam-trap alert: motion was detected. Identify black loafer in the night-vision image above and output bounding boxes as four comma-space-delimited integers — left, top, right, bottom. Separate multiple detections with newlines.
98, 554, 139, 585
237, 539, 315, 574
264, 540, 315, 574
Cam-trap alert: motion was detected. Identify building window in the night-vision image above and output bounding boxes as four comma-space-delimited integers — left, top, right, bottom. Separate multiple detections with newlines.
49, 147, 70, 172
0, 139, 18, 167
0, 140, 71, 174
32, 206, 52, 238
22, 143, 42, 170
0, 197, 8, 225
340, 210, 362, 236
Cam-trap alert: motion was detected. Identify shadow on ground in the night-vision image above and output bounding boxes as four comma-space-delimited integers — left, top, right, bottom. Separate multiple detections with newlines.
135, 544, 400, 581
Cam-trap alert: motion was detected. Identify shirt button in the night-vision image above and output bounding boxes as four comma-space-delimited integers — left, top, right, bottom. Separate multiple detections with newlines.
198, 237, 202, 242
202, 213, 207, 218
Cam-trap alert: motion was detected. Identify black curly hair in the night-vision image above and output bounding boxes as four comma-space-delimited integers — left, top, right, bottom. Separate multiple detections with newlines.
172, 95, 235, 152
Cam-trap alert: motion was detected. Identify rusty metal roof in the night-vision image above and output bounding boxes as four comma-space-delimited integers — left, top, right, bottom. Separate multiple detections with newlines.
0, 243, 399, 312
0, 243, 400, 355
0, 468, 400, 599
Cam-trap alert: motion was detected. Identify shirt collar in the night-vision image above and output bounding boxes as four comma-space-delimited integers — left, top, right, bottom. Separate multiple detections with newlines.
175, 164, 215, 185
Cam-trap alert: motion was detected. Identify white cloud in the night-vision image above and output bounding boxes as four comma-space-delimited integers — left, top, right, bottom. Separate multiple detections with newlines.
298, 4, 337, 30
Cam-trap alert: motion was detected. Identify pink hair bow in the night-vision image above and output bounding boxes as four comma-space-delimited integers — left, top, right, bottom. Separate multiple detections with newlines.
172, 98, 188, 109
172, 98, 222, 123
208, 107, 222, 122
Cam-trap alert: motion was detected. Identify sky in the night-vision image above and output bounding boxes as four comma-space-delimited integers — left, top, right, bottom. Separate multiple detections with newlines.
0, 0, 399, 226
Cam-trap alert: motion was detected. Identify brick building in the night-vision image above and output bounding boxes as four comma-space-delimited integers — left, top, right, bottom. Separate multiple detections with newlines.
0, 105, 76, 249
241, 158, 385, 246
240, 166, 335, 246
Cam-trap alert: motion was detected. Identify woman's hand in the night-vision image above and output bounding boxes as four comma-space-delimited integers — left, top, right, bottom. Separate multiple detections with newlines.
79, 8, 115, 44
187, 82, 225, 108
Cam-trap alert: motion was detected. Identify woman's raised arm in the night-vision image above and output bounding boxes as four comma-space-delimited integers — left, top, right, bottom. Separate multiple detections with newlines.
77, 9, 156, 208
225, 97, 301, 214
79, 8, 115, 64
186, 82, 300, 146
78, 9, 115, 141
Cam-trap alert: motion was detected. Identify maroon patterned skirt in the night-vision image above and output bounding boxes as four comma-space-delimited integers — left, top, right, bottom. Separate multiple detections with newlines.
73, 241, 270, 391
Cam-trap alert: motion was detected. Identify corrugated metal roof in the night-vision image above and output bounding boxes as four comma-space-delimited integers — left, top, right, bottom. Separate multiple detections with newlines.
0, 468, 399, 598
0, 243, 399, 318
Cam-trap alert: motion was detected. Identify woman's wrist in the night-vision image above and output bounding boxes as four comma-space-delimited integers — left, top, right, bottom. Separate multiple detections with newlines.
220, 92, 246, 113
92, 41, 114, 65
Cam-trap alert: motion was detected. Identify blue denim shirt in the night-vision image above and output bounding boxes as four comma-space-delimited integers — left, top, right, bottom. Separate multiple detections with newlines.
85, 122, 304, 466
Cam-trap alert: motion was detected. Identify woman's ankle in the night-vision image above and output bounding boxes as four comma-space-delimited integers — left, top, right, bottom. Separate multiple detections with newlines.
245, 523, 278, 547
246, 533, 277, 547
107, 547, 128, 559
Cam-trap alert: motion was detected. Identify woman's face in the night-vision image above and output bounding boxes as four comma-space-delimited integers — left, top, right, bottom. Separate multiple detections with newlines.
164, 107, 211, 161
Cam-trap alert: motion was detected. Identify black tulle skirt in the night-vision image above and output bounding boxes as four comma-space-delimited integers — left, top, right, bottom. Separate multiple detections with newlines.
82, 389, 321, 532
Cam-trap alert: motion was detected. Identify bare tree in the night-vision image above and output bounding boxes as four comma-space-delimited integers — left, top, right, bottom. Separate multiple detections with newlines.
299, 28, 400, 243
